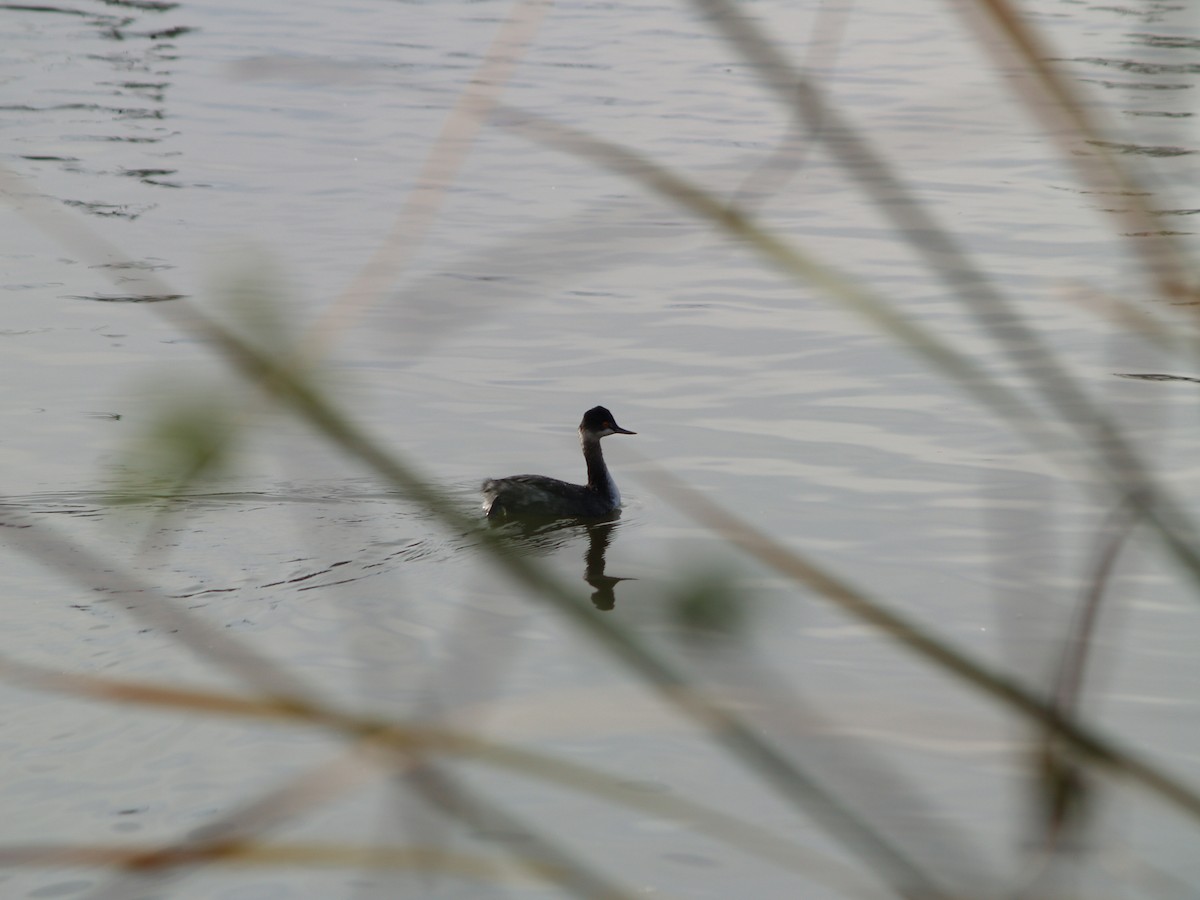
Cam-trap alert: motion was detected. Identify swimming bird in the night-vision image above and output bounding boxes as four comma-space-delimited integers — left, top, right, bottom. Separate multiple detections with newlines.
482, 406, 636, 520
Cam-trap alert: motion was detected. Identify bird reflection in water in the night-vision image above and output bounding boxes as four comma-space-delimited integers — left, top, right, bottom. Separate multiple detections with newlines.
487, 515, 634, 611
581, 520, 632, 610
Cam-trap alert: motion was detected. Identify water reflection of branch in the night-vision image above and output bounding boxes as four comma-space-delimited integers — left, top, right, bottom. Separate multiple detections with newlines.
1025, 495, 1139, 882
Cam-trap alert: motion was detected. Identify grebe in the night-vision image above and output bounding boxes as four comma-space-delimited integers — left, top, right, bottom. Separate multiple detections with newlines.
482, 406, 636, 520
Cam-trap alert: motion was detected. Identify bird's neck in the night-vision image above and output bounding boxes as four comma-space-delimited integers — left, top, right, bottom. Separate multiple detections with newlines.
581, 435, 610, 494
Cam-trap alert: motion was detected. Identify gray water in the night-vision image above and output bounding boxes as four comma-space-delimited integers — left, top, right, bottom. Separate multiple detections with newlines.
2, 1, 1199, 897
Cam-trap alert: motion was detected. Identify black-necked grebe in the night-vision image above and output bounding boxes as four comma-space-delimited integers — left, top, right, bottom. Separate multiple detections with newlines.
482, 406, 636, 520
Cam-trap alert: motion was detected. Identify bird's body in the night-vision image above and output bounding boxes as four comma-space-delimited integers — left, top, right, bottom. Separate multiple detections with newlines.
482, 406, 635, 521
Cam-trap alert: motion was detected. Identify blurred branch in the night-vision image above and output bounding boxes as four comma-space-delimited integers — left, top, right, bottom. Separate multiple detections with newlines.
675, 635, 996, 891
0, 842, 597, 876
0, 843, 641, 896
0, 508, 330, 710
0, 657, 883, 897
171, 301, 956, 900
1, 138, 1185, 894
309, 0, 555, 348
82, 753, 641, 900
492, 66, 1200, 609
629, 453, 1200, 826
959, 0, 1197, 303
491, 104, 1049, 441
4, 4, 1197, 892
681, 0, 1200, 602
732, 0, 856, 209
2, 145, 950, 900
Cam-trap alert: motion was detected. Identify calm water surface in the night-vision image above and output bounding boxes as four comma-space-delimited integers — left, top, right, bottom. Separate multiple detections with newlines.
1, 1, 1199, 897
